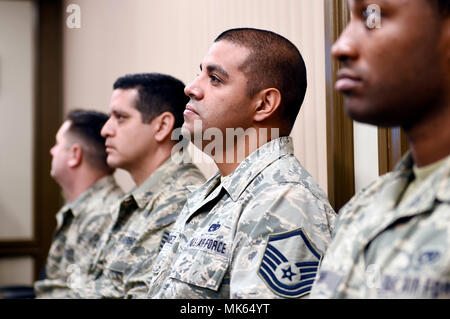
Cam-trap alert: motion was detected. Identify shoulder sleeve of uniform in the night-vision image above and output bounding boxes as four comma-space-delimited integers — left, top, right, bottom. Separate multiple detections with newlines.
229, 183, 335, 299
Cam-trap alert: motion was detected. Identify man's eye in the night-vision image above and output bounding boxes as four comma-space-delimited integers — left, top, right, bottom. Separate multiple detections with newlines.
362, 7, 370, 19
363, 4, 382, 28
210, 75, 220, 83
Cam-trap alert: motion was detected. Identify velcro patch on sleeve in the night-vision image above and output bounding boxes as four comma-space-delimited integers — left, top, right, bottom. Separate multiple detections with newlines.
258, 228, 322, 298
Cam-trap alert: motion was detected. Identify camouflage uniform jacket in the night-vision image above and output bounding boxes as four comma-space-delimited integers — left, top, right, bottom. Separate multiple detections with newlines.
34, 175, 124, 298
310, 153, 450, 299
73, 156, 205, 298
147, 136, 336, 299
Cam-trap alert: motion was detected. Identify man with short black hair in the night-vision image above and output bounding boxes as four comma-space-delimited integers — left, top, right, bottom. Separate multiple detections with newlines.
310, 0, 450, 298
147, 28, 336, 299
34, 110, 124, 298
71, 73, 205, 298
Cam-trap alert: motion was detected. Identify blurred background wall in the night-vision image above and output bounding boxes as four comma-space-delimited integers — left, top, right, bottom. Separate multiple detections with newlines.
0, 0, 35, 286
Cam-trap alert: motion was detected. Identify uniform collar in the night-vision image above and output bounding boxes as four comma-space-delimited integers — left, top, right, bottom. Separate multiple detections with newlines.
394, 152, 450, 214
69, 175, 117, 217
55, 175, 116, 229
184, 137, 293, 214
424, 154, 450, 203
220, 136, 294, 201
130, 154, 193, 209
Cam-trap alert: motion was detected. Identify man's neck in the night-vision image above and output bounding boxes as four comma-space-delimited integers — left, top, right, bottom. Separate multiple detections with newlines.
216, 162, 240, 177
65, 172, 108, 203
406, 103, 450, 167
215, 129, 278, 176
129, 148, 171, 187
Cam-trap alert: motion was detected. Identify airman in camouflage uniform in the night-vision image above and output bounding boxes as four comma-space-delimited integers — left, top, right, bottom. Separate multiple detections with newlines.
34, 110, 124, 298
148, 137, 335, 298
311, 153, 450, 298
65, 73, 205, 298
34, 175, 123, 298
146, 28, 336, 299
310, 0, 450, 299
72, 155, 204, 298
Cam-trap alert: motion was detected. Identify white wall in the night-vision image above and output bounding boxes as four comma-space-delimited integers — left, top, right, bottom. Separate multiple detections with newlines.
0, 0, 34, 240
0, 0, 35, 285
63, 0, 328, 193
353, 122, 379, 193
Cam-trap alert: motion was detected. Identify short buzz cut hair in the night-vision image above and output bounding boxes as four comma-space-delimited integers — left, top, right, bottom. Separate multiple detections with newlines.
214, 28, 307, 133
66, 109, 113, 173
113, 73, 188, 131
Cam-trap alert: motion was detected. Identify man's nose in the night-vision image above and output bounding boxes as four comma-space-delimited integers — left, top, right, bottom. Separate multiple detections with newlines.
184, 76, 204, 100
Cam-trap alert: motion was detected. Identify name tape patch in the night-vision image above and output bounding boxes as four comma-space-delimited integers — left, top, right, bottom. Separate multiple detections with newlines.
187, 236, 229, 257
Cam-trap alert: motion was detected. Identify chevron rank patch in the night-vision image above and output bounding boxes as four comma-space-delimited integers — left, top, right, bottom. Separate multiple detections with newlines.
258, 228, 322, 298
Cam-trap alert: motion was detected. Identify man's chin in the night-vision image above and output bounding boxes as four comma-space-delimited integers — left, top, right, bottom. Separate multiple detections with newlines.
345, 99, 400, 127
344, 97, 374, 123
106, 157, 121, 170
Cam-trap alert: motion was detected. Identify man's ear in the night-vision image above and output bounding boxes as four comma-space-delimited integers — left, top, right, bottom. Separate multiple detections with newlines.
253, 88, 282, 122
153, 112, 176, 142
68, 144, 83, 168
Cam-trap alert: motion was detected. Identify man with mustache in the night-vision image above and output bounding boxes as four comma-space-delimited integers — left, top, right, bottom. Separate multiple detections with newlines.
70, 73, 205, 298
146, 28, 336, 299
310, 0, 450, 298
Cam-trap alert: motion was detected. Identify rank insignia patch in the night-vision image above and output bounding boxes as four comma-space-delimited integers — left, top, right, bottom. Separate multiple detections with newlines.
258, 228, 322, 298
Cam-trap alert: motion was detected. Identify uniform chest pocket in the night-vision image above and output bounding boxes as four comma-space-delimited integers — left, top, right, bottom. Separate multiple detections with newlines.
168, 250, 229, 291
151, 242, 174, 276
